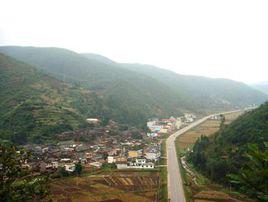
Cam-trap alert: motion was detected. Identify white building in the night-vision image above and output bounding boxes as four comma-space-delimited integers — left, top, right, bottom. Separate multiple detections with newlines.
51, 161, 59, 168
107, 156, 116, 163
86, 118, 100, 124
116, 158, 154, 169
135, 158, 146, 164
175, 118, 183, 129
64, 164, 75, 172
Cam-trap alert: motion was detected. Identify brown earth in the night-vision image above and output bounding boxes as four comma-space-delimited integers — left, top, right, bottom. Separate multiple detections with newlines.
177, 120, 221, 150
45, 171, 160, 202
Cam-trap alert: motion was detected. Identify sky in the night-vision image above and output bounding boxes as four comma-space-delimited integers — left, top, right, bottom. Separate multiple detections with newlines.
0, 0, 267, 84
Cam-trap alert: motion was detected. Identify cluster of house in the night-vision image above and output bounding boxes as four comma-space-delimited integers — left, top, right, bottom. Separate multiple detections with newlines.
209, 114, 223, 120
184, 113, 197, 123
146, 113, 196, 137
21, 131, 162, 173
146, 117, 177, 137
20, 114, 196, 174
108, 144, 161, 169
22, 141, 103, 173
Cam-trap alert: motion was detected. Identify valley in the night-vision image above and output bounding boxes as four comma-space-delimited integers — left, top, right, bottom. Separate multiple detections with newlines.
0, 47, 267, 202
1, 2, 268, 202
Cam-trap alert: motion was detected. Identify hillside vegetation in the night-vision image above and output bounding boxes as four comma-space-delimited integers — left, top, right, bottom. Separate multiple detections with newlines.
0, 53, 106, 144
1, 46, 268, 145
1, 46, 267, 116
0, 46, 184, 125
120, 63, 268, 111
189, 103, 268, 200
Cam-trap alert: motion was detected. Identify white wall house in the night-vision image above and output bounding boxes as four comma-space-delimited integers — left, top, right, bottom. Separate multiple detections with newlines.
107, 156, 116, 163
145, 151, 160, 161
64, 164, 75, 172
116, 158, 154, 169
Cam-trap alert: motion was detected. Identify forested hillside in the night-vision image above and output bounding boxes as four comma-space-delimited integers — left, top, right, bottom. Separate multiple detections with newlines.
1, 46, 267, 116
1, 46, 268, 145
0, 50, 185, 145
0, 53, 107, 144
120, 63, 268, 110
0, 46, 184, 125
189, 103, 268, 200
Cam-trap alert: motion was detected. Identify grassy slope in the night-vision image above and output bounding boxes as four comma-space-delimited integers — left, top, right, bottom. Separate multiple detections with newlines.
0, 46, 184, 125
1, 46, 267, 124
0, 53, 106, 144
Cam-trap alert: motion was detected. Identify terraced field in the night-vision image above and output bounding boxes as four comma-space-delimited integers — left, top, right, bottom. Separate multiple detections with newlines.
177, 119, 221, 150
46, 171, 160, 202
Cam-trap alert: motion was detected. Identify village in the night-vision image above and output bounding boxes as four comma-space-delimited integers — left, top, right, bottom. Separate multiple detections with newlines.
20, 113, 198, 175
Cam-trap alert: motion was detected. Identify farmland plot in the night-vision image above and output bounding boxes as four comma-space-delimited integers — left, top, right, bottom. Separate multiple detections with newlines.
46, 171, 160, 202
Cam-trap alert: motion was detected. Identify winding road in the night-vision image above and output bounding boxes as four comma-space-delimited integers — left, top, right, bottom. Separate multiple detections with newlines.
166, 110, 244, 202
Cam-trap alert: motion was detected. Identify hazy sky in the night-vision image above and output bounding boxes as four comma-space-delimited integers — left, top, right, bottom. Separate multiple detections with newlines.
0, 0, 267, 83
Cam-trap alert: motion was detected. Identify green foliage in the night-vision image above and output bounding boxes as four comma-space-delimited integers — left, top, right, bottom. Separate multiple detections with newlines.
1, 46, 267, 144
74, 162, 83, 175
121, 63, 268, 111
228, 143, 268, 201
0, 53, 106, 144
0, 145, 49, 201
2, 46, 267, 129
59, 167, 69, 177
189, 103, 268, 200
189, 135, 209, 169
131, 130, 143, 139
0, 46, 184, 126
101, 163, 117, 170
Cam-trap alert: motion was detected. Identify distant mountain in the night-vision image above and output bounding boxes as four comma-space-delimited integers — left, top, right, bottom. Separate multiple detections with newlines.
120, 63, 268, 110
81, 53, 116, 65
189, 102, 268, 199
0, 53, 107, 144
251, 81, 268, 95
0, 46, 183, 127
0, 46, 267, 119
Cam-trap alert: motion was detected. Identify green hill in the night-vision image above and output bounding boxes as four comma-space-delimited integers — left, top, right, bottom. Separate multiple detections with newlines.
0, 53, 107, 144
189, 103, 268, 200
0, 49, 187, 145
120, 63, 268, 111
1, 46, 268, 147
1, 46, 266, 116
1, 46, 267, 126
0, 46, 187, 122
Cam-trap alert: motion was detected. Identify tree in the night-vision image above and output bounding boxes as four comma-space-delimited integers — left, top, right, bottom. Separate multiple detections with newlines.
131, 130, 143, 139
0, 145, 49, 201
228, 143, 268, 201
59, 167, 69, 177
74, 162, 82, 175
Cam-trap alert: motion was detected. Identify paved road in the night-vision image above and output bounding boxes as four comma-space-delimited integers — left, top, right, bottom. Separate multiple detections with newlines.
166, 109, 243, 202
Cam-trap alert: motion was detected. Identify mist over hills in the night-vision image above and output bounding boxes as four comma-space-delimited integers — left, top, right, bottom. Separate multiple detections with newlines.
119, 63, 267, 111
1, 46, 267, 111
0, 46, 267, 143
251, 81, 268, 95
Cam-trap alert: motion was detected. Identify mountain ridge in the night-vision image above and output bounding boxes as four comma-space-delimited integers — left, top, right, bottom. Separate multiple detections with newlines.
1, 46, 267, 118
0, 53, 108, 144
